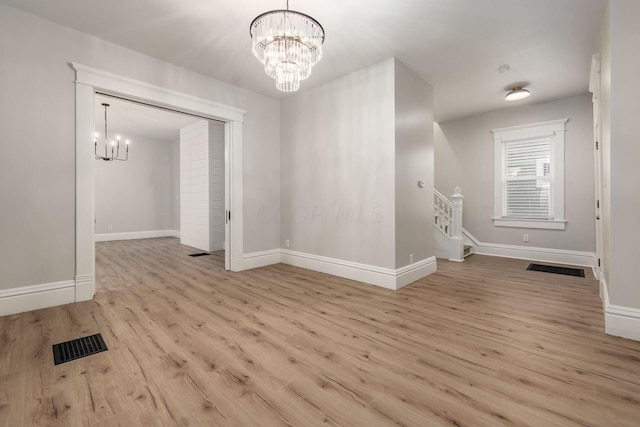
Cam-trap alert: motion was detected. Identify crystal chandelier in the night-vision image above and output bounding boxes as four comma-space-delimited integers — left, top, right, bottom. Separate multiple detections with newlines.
94, 103, 129, 161
250, 1, 325, 92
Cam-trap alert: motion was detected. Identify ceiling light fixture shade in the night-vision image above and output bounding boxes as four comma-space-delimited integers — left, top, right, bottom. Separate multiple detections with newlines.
505, 86, 531, 101
94, 103, 129, 161
250, 1, 325, 92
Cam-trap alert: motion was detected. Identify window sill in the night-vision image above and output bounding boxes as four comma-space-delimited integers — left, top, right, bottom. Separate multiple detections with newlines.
493, 218, 566, 230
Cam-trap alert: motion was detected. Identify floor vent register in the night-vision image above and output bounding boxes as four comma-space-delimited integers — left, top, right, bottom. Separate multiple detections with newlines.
52, 333, 108, 365
527, 263, 585, 277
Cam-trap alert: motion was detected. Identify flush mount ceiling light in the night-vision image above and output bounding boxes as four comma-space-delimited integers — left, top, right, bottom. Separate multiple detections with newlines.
94, 103, 129, 161
250, 0, 325, 92
505, 86, 531, 101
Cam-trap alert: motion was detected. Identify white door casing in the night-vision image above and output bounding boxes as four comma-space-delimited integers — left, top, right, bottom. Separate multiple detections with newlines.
72, 63, 245, 301
589, 54, 603, 281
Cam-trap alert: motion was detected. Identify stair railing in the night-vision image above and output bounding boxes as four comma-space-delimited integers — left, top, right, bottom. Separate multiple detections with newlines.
434, 189, 453, 236
434, 187, 464, 261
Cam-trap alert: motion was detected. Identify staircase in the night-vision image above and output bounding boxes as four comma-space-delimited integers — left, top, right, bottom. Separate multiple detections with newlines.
434, 187, 473, 262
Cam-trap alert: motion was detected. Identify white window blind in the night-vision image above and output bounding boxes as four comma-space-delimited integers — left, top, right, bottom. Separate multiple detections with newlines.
492, 118, 567, 230
502, 137, 553, 219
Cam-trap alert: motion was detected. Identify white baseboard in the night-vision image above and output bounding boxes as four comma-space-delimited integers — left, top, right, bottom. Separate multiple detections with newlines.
243, 249, 282, 270
600, 277, 640, 342
280, 249, 436, 290
462, 228, 481, 246
395, 257, 438, 289
461, 228, 595, 268
606, 304, 640, 342
474, 243, 595, 268
95, 229, 180, 242
281, 250, 396, 289
75, 274, 94, 302
0, 280, 76, 317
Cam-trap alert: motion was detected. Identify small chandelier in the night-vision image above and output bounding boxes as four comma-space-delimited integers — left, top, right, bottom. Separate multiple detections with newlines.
95, 103, 129, 161
250, 0, 325, 92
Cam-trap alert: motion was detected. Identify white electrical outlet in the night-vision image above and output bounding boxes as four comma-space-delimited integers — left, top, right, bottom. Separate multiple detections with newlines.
108, 225, 113, 231
285, 239, 290, 248
410, 254, 414, 263
523, 234, 529, 242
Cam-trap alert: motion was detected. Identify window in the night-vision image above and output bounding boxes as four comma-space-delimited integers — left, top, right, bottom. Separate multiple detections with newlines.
492, 119, 568, 230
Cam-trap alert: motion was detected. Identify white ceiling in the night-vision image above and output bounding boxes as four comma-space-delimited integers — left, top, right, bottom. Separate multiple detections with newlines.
3, 0, 605, 122
94, 94, 202, 143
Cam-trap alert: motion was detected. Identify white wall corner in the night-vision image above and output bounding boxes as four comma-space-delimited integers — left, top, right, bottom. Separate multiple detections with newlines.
592, 253, 600, 281
395, 257, 437, 290
0, 280, 76, 316
243, 249, 282, 270
605, 304, 640, 342
600, 276, 609, 310
75, 274, 94, 302
232, 252, 245, 272
600, 278, 640, 342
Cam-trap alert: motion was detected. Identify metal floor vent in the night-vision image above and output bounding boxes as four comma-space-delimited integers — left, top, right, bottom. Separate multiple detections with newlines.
189, 253, 210, 257
52, 333, 108, 365
527, 263, 585, 278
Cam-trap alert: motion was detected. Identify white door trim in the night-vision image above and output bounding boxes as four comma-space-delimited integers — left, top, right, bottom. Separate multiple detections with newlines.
589, 54, 603, 281
72, 63, 246, 301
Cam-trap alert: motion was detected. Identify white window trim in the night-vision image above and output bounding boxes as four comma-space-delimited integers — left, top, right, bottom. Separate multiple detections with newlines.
492, 118, 568, 230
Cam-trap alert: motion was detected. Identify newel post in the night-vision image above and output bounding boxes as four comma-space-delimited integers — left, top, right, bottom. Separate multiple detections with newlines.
449, 187, 464, 262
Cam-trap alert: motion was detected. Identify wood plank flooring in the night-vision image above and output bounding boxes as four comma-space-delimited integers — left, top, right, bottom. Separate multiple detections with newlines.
1, 237, 640, 426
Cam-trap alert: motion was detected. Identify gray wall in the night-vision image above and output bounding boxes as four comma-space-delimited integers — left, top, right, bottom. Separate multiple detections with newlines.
435, 93, 595, 252
280, 59, 397, 269
394, 59, 435, 267
0, 4, 280, 290
95, 136, 176, 234
603, 0, 640, 309
280, 58, 435, 270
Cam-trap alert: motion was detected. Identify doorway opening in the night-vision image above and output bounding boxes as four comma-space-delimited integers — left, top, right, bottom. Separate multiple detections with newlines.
93, 94, 228, 272
73, 62, 245, 302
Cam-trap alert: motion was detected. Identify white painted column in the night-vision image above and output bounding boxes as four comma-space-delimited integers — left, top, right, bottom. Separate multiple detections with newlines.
180, 121, 211, 252
75, 83, 95, 301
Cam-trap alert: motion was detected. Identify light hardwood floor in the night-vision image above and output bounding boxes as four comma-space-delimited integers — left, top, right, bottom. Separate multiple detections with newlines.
1, 237, 640, 426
